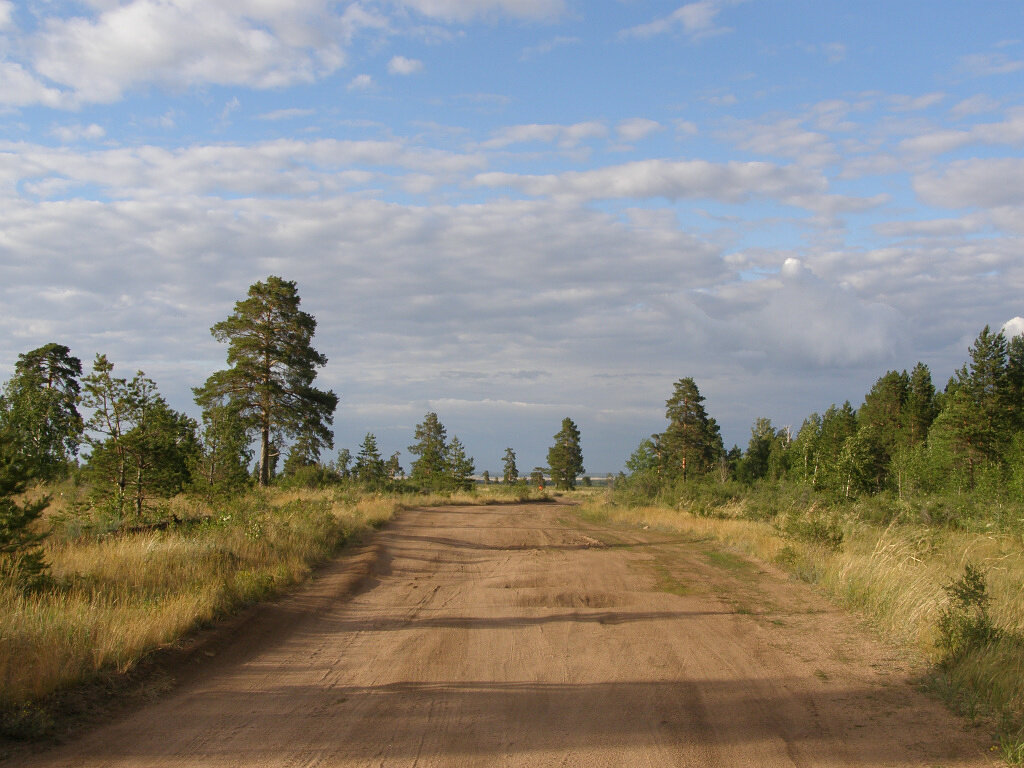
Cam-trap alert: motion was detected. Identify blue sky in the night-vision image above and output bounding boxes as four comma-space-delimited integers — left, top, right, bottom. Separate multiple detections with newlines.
2, 0, 1024, 473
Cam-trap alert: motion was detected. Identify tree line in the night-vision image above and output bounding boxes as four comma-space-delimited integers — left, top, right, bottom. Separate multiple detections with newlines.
620, 325, 1024, 522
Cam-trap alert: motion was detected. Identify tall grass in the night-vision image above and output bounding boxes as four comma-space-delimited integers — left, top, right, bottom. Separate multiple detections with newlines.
0, 489, 396, 728
576, 492, 1024, 758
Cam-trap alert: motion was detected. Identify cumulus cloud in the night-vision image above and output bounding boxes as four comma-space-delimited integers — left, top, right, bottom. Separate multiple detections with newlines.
1003, 317, 1024, 339
0, 62, 68, 108
616, 118, 663, 142
50, 123, 106, 143
348, 74, 375, 91
25, 0, 373, 105
388, 55, 423, 75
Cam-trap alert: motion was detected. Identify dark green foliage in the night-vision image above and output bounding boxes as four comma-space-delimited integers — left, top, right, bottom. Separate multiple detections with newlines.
658, 378, 723, 481
547, 417, 583, 490
332, 448, 353, 479
937, 563, 1000, 664
625, 438, 659, 474
0, 428, 50, 589
446, 436, 475, 491
198, 276, 338, 487
82, 356, 199, 518
385, 451, 403, 481
736, 418, 789, 483
408, 412, 448, 490
502, 447, 518, 484
905, 362, 938, 447
354, 433, 386, 488
191, 393, 252, 497
0, 343, 83, 480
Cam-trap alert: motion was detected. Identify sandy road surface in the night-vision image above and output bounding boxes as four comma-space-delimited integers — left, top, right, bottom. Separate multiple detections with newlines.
11, 502, 996, 767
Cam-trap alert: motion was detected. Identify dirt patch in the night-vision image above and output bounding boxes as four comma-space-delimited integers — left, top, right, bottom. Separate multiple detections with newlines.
6, 502, 998, 767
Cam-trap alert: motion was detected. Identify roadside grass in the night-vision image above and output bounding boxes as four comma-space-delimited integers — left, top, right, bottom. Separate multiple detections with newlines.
575, 493, 1024, 761
0, 488, 398, 736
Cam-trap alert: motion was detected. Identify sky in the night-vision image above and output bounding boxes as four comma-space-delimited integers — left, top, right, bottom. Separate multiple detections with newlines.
1, 0, 1024, 474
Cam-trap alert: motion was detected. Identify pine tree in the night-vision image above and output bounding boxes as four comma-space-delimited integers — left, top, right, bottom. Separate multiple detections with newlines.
191, 394, 252, 496
0, 430, 49, 588
659, 378, 722, 480
409, 412, 448, 489
547, 417, 583, 490
502, 447, 518, 484
0, 343, 83, 480
446, 436, 475, 491
930, 326, 1013, 487
196, 276, 338, 486
354, 433, 386, 487
904, 362, 938, 447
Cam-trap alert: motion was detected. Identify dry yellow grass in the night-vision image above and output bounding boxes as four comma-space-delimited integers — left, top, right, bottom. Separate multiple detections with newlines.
0, 488, 397, 713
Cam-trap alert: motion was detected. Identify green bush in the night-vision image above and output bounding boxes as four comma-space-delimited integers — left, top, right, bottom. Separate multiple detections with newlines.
937, 562, 1000, 664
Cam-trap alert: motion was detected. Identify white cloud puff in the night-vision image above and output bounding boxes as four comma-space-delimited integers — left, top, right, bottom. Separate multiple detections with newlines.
388, 55, 423, 75
1003, 317, 1024, 339
616, 118, 663, 142
50, 123, 107, 143
348, 74, 375, 91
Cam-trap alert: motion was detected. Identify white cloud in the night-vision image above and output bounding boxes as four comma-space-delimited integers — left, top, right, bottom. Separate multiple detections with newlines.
0, 0, 13, 29
1002, 317, 1024, 339
726, 118, 836, 166
0, 62, 68, 108
50, 123, 107, 143
395, 0, 566, 21
889, 92, 944, 112
616, 118, 663, 142
951, 94, 1000, 117
348, 73, 375, 91
673, 119, 699, 136
482, 121, 607, 148
474, 158, 828, 205
961, 52, 1024, 76
915, 158, 1024, 208
623, 1, 732, 40
6, 0, 394, 106
388, 55, 423, 75
258, 108, 316, 121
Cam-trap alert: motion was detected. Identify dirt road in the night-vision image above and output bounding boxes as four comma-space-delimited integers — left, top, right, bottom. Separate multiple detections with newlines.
12, 502, 996, 767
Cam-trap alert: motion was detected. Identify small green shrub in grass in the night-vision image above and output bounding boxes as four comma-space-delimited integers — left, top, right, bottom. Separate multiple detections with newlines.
937, 562, 1000, 664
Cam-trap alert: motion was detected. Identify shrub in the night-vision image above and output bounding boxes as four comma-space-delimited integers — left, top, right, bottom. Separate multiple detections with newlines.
937, 562, 1000, 664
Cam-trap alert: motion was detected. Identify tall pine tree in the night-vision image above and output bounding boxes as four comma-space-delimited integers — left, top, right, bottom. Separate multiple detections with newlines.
196, 277, 338, 487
